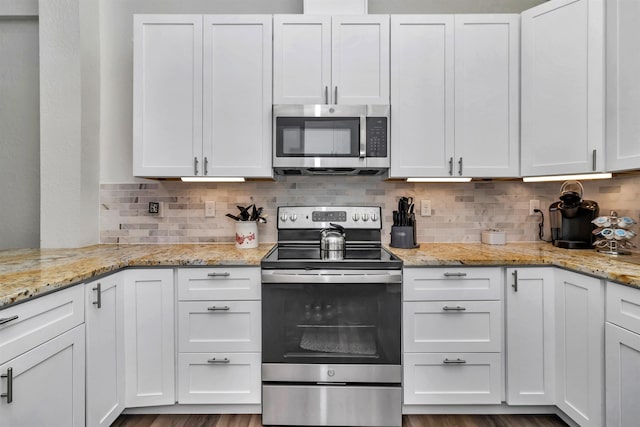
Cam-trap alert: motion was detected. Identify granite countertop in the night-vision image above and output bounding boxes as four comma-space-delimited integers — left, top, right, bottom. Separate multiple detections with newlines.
390, 242, 640, 287
1, 242, 640, 309
0, 244, 274, 308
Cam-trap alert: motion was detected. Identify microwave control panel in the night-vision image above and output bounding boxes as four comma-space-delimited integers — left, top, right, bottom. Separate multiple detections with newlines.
366, 117, 388, 157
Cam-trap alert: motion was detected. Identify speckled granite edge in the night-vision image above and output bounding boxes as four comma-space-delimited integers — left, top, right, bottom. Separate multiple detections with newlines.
2, 242, 640, 309
0, 244, 274, 308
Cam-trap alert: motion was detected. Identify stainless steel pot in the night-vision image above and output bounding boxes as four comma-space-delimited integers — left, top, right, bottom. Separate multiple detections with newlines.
320, 223, 346, 260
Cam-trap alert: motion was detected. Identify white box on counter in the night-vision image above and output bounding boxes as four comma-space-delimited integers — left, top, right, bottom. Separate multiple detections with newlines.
482, 229, 506, 245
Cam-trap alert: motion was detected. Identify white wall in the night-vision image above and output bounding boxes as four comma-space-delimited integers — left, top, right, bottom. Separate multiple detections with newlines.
39, 0, 101, 248
99, 0, 546, 183
0, 17, 40, 249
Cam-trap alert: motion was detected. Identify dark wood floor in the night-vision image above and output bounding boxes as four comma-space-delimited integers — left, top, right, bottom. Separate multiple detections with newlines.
111, 414, 568, 427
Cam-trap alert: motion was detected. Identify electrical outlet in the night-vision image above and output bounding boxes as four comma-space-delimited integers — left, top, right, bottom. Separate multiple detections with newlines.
529, 200, 540, 216
421, 200, 432, 217
205, 201, 216, 218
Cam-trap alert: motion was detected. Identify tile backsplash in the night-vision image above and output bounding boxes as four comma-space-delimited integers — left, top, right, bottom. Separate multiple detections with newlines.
100, 174, 640, 245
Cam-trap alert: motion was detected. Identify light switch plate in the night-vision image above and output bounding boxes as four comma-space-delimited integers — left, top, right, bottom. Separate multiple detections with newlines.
205, 201, 216, 217
421, 200, 432, 217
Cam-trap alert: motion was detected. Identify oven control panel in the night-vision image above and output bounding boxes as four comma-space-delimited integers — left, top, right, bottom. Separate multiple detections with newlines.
277, 206, 382, 229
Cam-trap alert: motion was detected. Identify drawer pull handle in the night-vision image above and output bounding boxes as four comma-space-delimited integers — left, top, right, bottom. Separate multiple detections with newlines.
207, 306, 230, 311
208, 272, 230, 277
0, 315, 18, 326
512, 270, 518, 292
1, 367, 13, 403
443, 272, 467, 277
207, 357, 230, 364
443, 358, 466, 364
93, 282, 102, 309
443, 306, 466, 311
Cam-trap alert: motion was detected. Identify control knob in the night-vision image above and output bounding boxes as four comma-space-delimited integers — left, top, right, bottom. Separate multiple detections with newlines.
352, 213, 360, 222
371, 213, 378, 222
362, 213, 369, 222
280, 213, 288, 222
290, 214, 297, 222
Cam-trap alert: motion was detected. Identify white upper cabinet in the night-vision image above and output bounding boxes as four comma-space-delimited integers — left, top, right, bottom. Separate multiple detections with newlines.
606, 0, 640, 172
453, 15, 520, 177
521, 0, 605, 176
133, 15, 203, 177
133, 15, 272, 178
273, 15, 389, 105
203, 15, 273, 178
390, 14, 519, 178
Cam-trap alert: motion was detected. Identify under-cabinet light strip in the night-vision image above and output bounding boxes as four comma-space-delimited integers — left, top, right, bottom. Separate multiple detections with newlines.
181, 177, 246, 183
406, 177, 473, 183
522, 173, 612, 183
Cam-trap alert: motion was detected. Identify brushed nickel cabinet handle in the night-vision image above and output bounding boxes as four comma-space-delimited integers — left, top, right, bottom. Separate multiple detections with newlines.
207, 357, 230, 364
204, 157, 209, 176
1, 367, 13, 403
325, 86, 329, 104
443, 358, 466, 364
512, 270, 518, 292
92, 283, 102, 309
449, 157, 454, 176
0, 315, 18, 326
194, 157, 199, 175
592, 149, 597, 171
207, 306, 230, 311
334, 86, 338, 104
458, 157, 463, 176
208, 272, 230, 277
443, 272, 467, 277
443, 306, 466, 311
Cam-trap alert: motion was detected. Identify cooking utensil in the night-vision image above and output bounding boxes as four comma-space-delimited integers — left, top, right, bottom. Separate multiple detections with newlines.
226, 213, 240, 221
320, 223, 346, 260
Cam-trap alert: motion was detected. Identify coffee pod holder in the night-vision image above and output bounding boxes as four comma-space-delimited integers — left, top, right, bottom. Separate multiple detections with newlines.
390, 225, 419, 249
592, 211, 637, 255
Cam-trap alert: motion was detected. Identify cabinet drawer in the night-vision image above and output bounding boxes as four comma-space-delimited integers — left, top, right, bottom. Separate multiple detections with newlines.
177, 267, 260, 301
403, 301, 502, 352
178, 301, 261, 352
403, 267, 502, 301
0, 285, 84, 363
607, 282, 640, 334
177, 352, 261, 404
403, 352, 502, 405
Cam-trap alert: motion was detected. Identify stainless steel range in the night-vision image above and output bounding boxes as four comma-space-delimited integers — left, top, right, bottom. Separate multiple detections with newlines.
261, 206, 402, 427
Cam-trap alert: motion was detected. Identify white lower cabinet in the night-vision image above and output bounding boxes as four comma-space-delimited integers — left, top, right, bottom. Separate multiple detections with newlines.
176, 267, 261, 406
402, 267, 503, 407
85, 274, 125, 427
605, 282, 640, 427
505, 268, 556, 405
0, 325, 86, 427
403, 352, 502, 405
177, 353, 261, 404
555, 269, 604, 427
123, 269, 175, 408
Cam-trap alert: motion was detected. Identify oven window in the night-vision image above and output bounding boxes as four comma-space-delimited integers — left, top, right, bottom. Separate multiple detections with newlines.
276, 117, 360, 157
262, 283, 401, 365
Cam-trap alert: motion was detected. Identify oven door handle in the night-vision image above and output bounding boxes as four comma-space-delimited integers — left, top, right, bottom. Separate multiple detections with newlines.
261, 269, 402, 284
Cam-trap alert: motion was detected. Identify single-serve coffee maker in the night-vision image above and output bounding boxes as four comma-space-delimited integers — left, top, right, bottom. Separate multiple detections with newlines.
549, 180, 599, 249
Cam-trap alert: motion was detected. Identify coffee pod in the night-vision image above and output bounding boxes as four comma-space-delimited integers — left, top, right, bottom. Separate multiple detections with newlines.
592, 216, 611, 227
617, 217, 637, 229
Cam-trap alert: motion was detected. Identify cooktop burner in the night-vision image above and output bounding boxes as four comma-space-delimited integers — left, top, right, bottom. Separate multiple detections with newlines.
261, 245, 401, 270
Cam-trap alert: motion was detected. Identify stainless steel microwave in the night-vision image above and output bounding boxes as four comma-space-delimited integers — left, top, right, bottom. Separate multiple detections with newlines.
273, 104, 390, 175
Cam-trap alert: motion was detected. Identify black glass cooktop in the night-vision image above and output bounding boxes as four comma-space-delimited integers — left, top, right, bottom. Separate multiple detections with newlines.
261, 245, 402, 270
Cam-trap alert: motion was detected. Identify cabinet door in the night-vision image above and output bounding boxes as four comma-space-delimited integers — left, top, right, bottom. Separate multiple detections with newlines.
521, 0, 604, 176
555, 269, 604, 427
505, 268, 555, 405
178, 300, 261, 353
0, 325, 85, 427
133, 15, 203, 177
123, 269, 175, 408
332, 15, 389, 105
454, 15, 520, 178
606, 0, 640, 172
605, 322, 640, 427
404, 300, 502, 353
203, 15, 272, 178
273, 15, 332, 105
177, 352, 261, 404
85, 274, 125, 427
403, 352, 502, 405
389, 15, 454, 178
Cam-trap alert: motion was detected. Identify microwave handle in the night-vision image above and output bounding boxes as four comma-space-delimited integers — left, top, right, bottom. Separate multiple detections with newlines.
359, 115, 367, 158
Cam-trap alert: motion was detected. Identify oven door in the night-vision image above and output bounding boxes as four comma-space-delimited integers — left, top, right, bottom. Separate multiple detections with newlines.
261, 273, 401, 366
